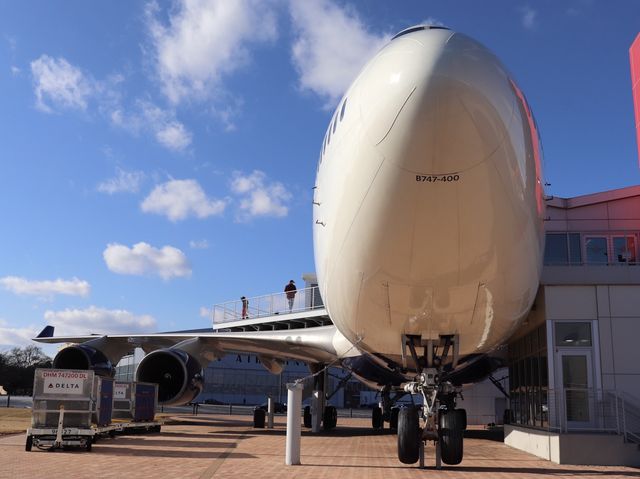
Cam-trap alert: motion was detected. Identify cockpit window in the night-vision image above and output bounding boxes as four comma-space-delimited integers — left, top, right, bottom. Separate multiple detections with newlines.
340, 98, 347, 121
332, 115, 337, 134
391, 25, 450, 41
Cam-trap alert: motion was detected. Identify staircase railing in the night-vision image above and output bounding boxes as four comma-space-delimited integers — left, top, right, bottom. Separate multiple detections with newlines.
542, 388, 640, 445
613, 390, 640, 445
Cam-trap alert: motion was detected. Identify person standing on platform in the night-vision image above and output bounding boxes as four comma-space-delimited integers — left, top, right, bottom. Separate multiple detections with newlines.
284, 280, 297, 312
241, 296, 249, 319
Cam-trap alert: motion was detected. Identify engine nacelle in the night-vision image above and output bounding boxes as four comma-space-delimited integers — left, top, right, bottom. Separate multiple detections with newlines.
53, 345, 114, 377
136, 349, 203, 406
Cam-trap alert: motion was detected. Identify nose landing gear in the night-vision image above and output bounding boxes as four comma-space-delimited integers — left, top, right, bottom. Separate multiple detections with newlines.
397, 334, 467, 468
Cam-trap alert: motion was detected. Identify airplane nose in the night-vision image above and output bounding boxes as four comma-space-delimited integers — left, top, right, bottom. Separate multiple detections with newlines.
363, 31, 516, 174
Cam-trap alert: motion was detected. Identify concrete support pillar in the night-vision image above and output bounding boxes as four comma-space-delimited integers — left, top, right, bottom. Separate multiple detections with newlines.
285, 382, 303, 465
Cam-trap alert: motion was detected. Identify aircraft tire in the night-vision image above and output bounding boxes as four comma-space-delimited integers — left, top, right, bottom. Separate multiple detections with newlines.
253, 408, 266, 428
457, 408, 467, 430
389, 407, 399, 430
303, 406, 312, 428
323, 405, 337, 430
372, 406, 384, 429
439, 409, 464, 465
25, 435, 32, 452
397, 406, 420, 464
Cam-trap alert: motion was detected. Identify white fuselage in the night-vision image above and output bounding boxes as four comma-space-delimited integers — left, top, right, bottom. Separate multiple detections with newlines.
313, 27, 545, 364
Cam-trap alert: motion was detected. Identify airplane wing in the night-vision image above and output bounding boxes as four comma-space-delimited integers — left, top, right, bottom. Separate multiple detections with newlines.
32, 308, 360, 405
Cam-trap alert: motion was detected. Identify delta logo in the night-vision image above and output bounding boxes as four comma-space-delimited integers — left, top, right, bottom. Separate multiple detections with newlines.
47, 383, 80, 390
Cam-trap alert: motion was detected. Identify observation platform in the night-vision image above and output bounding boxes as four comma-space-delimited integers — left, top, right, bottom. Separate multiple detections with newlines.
209, 286, 332, 332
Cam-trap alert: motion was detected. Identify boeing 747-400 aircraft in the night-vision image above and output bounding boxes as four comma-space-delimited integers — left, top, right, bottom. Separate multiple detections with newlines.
34, 25, 545, 466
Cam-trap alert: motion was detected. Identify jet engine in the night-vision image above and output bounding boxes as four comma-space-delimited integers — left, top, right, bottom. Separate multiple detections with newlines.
136, 349, 203, 406
53, 345, 114, 377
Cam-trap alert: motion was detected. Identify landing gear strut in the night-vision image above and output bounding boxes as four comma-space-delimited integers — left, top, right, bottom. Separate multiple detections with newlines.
397, 334, 467, 467
305, 364, 343, 431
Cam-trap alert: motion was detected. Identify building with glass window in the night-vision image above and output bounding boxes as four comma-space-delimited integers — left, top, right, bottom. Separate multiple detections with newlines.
505, 185, 640, 466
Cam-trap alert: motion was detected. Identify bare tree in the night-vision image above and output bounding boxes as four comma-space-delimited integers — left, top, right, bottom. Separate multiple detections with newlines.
1, 346, 51, 406
4, 345, 50, 368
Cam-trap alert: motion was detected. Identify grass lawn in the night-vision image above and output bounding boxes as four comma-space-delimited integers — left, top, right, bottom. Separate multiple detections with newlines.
0, 408, 31, 435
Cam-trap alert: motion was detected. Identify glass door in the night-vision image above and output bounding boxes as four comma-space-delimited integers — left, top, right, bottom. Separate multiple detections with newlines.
558, 350, 594, 430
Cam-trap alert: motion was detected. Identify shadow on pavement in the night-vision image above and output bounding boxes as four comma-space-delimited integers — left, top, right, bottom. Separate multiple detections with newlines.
464, 427, 504, 442
90, 446, 255, 460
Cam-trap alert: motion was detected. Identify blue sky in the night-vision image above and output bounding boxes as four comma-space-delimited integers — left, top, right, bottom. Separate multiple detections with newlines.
1, 1, 639, 351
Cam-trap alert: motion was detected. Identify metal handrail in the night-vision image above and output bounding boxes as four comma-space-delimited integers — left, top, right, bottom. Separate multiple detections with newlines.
518, 387, 640, 444
211, 286, 324, 325
613, 390, 640, 444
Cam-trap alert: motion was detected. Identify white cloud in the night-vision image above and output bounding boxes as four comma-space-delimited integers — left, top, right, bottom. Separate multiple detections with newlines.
29, 54, 191, 153
103, 242, 191, 280
230, 170, 291, 220
0, 319, 39, 348
97, 167, 145, 194
145, 0, 278, 105
139, 100, 192, 151
30, 55, 93, 113
190, 239, 209, 249
200, 307, 227, 323
110, 100, 193, 152
43, 306, 156, 335
0, 276, 90, 299
520, 6, 537, 29
10, 66, 21, 76
141, 179, 226, 221
289, 0, 389, 106
420, 17, 446, 27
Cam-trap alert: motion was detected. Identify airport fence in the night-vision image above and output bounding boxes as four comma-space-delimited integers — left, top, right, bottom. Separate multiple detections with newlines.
162, 403, 373, 419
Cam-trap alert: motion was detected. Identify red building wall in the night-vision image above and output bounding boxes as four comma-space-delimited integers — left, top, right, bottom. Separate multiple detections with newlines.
630, 34, 640, 164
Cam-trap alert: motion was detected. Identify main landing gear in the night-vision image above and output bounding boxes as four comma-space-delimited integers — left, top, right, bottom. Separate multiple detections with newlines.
304, 364, 341, 431
371, 387, 403, 431
397, 334, 467, 468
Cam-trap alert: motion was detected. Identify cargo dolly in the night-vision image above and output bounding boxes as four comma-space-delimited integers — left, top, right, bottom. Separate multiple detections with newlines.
26, 368, 160, 452
25, 406, 162, 451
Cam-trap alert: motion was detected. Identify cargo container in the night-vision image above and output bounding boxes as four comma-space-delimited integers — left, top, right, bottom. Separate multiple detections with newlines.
113, 381, 158, 422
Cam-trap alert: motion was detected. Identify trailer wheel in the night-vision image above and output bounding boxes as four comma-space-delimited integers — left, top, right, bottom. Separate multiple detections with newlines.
25, 435, 33, 452
86, 440, 92, 452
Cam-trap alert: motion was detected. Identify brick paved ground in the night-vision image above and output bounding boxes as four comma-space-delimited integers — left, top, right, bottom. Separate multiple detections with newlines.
0, 414, 638, 479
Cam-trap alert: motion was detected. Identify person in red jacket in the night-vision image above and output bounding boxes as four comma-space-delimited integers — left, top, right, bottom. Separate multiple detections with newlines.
284, 280, 297, 312
241, 296, 249, 319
